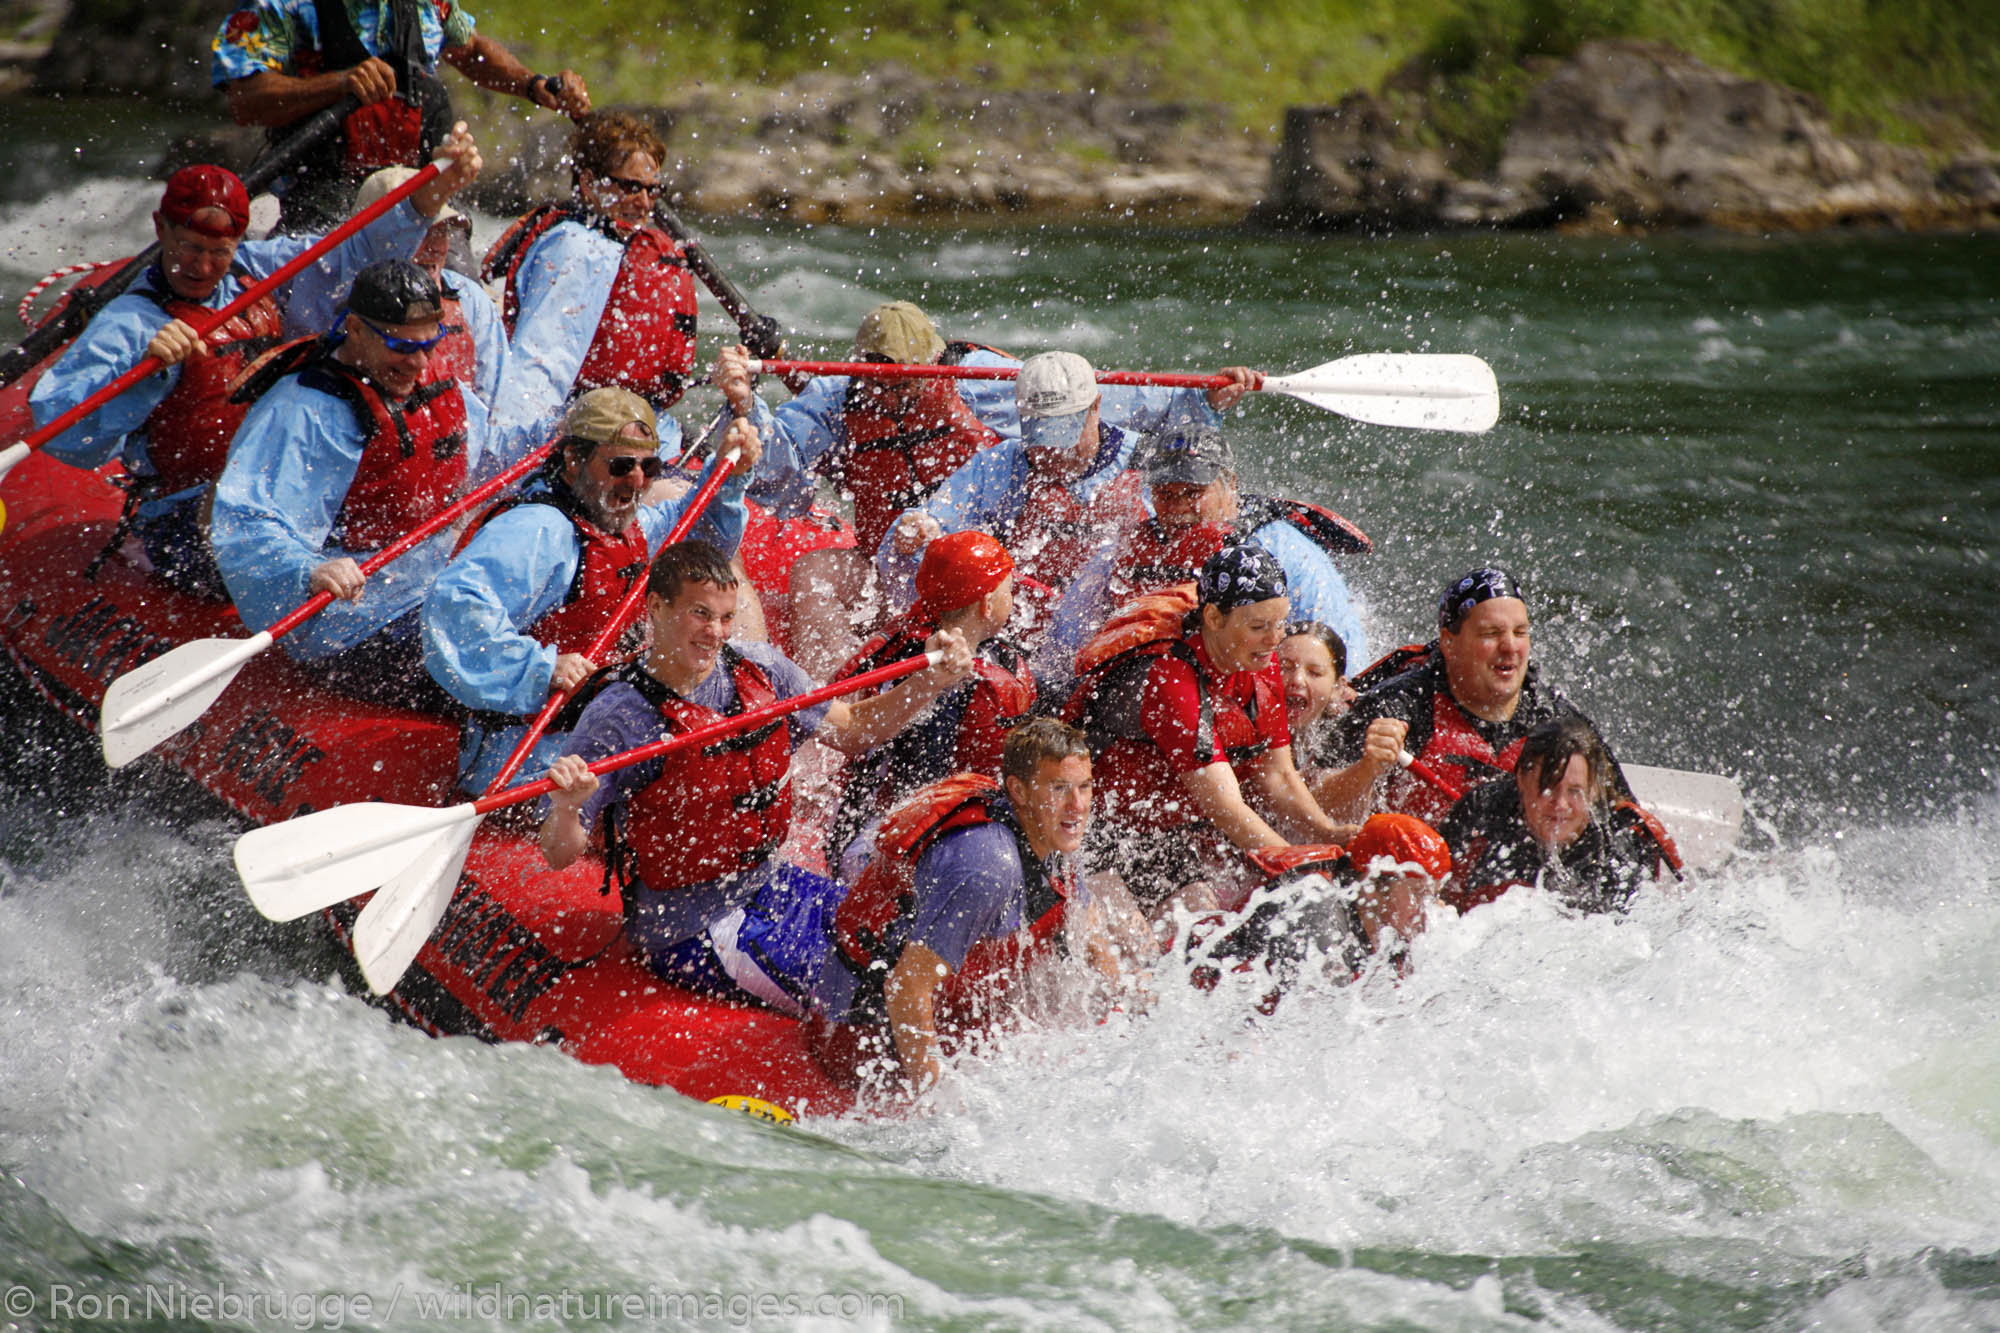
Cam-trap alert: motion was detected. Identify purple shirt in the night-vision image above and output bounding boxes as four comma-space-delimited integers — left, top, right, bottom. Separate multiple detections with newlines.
811, 800, 1084, 1020
561, 641, 825, 944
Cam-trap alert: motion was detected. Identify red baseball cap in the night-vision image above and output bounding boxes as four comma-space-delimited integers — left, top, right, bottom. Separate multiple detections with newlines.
158, 165, 251, 238
1346, 812, 1452, 881
915, 530, 1014, 616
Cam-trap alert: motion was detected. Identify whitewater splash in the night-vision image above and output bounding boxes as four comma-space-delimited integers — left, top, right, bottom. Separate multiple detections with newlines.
3, 761, 1994, 1328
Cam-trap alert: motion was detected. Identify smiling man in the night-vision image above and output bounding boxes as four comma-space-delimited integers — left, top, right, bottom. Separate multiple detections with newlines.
28, 146, 472, 596
538, 540, 974, 1010
808, 718, 1135, 1095
1322, 567, 1634, 823
419, 389, 759, 794
210, 255, 567, 707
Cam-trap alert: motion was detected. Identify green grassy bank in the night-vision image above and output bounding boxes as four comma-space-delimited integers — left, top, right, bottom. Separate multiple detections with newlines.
480, 0, 2000, 159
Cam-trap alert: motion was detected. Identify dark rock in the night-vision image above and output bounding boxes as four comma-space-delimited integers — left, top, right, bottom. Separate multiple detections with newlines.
1495, 40, 1939, 229
35, 0, 232, 105
1253, 95, 1472, 230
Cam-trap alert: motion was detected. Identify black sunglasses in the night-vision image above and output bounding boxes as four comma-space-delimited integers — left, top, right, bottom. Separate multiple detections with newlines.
601, 175, 663, 197
605, 454, 667, 479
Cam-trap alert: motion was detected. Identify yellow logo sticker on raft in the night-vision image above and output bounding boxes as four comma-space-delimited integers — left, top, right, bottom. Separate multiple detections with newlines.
707, 1095, 794, 1124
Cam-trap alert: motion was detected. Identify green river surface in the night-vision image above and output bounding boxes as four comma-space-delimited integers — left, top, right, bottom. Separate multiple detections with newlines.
1, 99, 1997, 1331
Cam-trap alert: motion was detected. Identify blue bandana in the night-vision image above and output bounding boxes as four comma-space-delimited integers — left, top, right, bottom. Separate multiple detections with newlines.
1439, 567, 1524, 631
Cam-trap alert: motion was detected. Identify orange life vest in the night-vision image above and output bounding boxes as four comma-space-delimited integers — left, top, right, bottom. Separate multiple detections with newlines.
815, 773, 1071, 1086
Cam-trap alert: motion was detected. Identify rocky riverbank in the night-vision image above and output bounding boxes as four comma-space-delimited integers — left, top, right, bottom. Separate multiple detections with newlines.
20, 0, 2000, 233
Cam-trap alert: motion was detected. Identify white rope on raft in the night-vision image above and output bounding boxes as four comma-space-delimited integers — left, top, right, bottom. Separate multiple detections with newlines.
18, 263, 102, 326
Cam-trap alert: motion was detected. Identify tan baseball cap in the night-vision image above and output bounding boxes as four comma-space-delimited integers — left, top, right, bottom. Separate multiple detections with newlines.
563, 387, 658, 448
853, 301, 945, 364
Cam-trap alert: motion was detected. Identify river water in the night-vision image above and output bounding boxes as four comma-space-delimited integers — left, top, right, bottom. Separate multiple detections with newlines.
2, 104, 1997, 1331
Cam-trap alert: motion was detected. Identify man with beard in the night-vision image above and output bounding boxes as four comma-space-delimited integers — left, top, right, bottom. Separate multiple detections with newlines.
420, 389, 760, 794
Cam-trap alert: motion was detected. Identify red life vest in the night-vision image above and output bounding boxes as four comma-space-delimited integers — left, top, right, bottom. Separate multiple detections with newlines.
430, 289, 478, 393
840, 613, 1035, 776
263, 0, 454, 177
1389, 688, 1530, 824
621, 649, 796, 892
1006, 466, 1147, 589
136, 274, 285, 495
483, 204, 698, 404
454, 483, 652, 663
297, 355, 470, 552
816, 773, 1072, 1085
1064, 590, 1276, 835
1105, 519, 1238, 607
833, 343, 1007, 554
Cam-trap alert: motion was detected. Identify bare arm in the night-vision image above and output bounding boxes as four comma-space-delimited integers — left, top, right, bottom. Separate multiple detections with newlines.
440, 35, 591, 116
882, 941, 950, 1091
1252, 745, 1353, 845
537, 753, 600, 870
1180, 761, 1289, 851
222, 59, 396, 128
1309, 717, 1408, 822
817, 629, 974, 757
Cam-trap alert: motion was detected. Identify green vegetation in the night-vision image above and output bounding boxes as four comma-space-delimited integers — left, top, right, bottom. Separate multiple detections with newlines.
476, 0, 2000, 154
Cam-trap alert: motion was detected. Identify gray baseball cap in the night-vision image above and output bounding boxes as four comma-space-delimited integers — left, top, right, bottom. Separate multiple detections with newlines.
1017, 351, 1098, 451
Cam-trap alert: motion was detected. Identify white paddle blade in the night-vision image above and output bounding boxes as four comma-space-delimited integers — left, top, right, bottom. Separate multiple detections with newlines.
1625, 764, 1746, 875
234, 801, 476, 922
100, 631, 272, 768
1268, 353, 1500, 433
0, 442, 27, 484
353, 821, 478, 995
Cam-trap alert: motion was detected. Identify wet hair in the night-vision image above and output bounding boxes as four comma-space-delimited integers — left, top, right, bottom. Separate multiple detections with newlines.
1281, 619, 1347, 679
648, 540, 739, 603
1001, 717, 1091, 785
569, 111, 667, 182
1515, 715, 1613, 805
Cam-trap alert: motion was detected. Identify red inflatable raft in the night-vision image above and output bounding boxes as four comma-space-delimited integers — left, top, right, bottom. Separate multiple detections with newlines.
0, 292, 862, 1118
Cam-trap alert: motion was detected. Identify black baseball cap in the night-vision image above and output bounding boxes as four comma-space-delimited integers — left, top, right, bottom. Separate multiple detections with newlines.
346, 259, 442, 325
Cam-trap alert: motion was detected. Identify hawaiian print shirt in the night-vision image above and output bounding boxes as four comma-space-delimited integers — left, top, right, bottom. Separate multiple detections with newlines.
210, 0, 477, 85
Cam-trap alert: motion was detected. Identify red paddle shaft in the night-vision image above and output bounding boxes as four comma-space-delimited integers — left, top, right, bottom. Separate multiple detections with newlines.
479, 450, 743, 796
474, 649, 939, 817
17, 161, 445, 458
746, 358, 1245, 393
